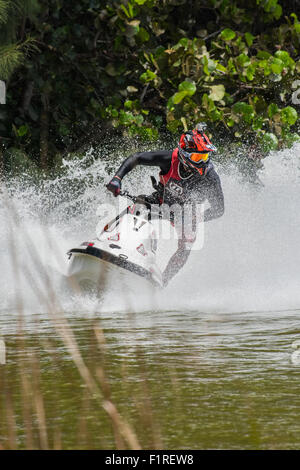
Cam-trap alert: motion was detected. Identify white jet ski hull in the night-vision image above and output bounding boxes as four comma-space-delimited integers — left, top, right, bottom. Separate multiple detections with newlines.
65, 202, 165, 293
67, 244, 162, 292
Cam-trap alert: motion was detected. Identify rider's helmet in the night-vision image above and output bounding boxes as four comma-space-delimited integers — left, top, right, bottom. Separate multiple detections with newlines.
178, 123, 217, 174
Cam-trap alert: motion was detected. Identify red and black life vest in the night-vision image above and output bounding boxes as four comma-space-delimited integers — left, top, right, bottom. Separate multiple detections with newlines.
158, 148, 209, 204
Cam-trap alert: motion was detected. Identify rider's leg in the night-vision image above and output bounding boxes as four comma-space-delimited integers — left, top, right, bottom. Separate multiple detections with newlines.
162, 239, 192, 287
162, 209, 196, 286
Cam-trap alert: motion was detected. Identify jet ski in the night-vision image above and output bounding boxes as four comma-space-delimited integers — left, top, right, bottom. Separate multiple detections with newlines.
66, 192, 164, 292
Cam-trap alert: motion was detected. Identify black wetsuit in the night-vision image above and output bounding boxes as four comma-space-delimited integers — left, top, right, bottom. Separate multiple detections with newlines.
113, 150, 224, 285
115, 150, 225, 222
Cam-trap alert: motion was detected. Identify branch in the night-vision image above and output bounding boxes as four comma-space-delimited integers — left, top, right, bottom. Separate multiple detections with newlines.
203, 29, 222, 41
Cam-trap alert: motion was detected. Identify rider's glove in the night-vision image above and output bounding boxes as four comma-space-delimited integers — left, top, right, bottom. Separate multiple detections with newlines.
106, 176, 121, 197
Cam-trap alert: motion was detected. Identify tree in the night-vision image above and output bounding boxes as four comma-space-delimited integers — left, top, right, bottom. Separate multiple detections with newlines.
0, 1, 39, 80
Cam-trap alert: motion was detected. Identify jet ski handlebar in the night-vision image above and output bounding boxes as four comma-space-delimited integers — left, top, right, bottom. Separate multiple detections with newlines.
119, 190, 139, 202
119, 190, 156, 213
120, 191, 151, 207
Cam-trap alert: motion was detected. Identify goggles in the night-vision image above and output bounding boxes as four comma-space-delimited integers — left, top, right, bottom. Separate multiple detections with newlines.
189, 152, 209, 163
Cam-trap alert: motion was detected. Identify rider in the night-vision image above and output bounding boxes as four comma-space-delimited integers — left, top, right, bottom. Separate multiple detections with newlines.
107, 123, 224, 286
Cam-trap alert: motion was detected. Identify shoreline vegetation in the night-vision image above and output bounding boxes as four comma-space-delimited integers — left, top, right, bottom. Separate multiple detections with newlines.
0, 0, 299, 177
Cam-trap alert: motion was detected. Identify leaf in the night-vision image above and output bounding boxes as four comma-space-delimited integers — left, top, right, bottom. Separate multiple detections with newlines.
172, 91, 188, 104
232, 102, 255, 123
167, 119, 181, 132
270, 58, 284, 74
151, 22, 165, 36
167, 97, 175, 111
216, 63, 227, 73
280, 106, 298, 126
128, 20, 140, 27
210, 109, 222, 121
227, 58, 237, 74
59, 124, 69, 136
226, 118, 235, 127
246, 64, 256, 81
262, 0, 277, 13
172, 60, 181, 67
244, 32, 254, 47
274, 50, 294, 67
125, 23, 139, 38
202, 56, 216, 75
140, 70, 157, 82
164, 48, 175, 55
178, 81, 196, 96
105, 63, 118, 76
137, 27, 150, 42
202, 93, 215, 112
220, 28, 236, 41
260, 133, 278, 152
209, 84, 225, 102
134, 114, 144, 125
283, 132, 300, 148
178, 37, 189, 49
268, 73, 282, 82
119, 110, 134, 125
120, 4, 130, 18
127, 86, 138, 93
154, 46, 165, 57
207, 59, 216, 73
236, 53, 251, 68
263, 64, 271, 76
232, 102, 254, 115
273, 4, 282, 20
17, 125, 28, 137
268, 103, 279, 118
252, 116, 264, 130
257, 51, 271, 60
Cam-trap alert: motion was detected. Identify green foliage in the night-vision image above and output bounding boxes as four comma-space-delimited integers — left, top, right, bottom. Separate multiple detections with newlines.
1, 0, 300, 168
0, 42, 25, 80
220, 29, 236, 41
280, 106, 298, 126
0, 0, 39, 81
0, 0, 10, 25
0, 38, 37, 80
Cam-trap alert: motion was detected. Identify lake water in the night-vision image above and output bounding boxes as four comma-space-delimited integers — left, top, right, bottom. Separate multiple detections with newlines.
1, 308, 300, 449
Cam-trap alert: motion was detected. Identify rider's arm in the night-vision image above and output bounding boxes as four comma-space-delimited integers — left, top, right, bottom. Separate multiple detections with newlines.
203, 169, 225, 222
115, 150, 172, 179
